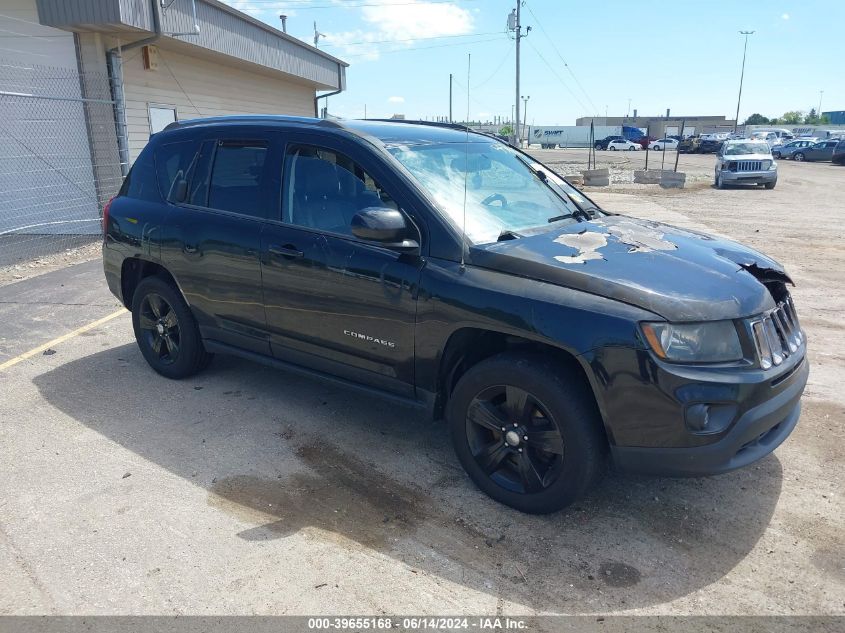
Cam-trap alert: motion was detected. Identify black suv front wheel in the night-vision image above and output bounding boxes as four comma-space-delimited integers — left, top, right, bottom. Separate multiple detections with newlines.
131, 276, 212, 379
447, 353, 606, 513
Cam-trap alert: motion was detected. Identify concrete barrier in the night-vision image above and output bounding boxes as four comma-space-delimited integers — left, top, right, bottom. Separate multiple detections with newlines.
564, 174, 584, 186
581, 168, 610, 187
633, 169, 661, 184
660, 171, 687, 189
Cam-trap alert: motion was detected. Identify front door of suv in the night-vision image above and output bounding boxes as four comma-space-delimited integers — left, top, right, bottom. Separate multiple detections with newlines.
260, 134, 424, 397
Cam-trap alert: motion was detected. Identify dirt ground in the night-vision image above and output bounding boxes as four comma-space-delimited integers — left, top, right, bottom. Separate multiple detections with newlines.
0, 149, 842, 618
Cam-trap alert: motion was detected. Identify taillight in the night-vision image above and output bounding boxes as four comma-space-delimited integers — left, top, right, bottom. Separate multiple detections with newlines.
102, 197, 114, 242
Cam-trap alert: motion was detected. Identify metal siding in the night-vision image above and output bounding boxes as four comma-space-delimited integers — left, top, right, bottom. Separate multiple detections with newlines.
118, 0, 152, 31
161, 0, 342, 88
121, 46, 315, 162
36, 0, 122, 28
36, 0, 345, 88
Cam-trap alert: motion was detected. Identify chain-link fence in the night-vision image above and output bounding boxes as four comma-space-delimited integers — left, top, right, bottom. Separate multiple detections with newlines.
0, 58, 123, 268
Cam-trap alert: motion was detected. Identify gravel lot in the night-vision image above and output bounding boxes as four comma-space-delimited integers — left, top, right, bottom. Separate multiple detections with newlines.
0, 149, 842, 618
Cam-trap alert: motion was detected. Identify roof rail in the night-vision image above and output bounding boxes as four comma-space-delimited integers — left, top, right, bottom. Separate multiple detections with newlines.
364, 119, 473, 132
163, 115, 344, 132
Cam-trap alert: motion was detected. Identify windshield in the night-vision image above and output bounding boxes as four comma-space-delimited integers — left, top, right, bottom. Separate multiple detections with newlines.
387, 140, 585, 243
724, 142, 772, 155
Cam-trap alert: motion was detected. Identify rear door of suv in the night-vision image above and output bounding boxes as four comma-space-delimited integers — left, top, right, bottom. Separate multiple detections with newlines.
160, 126, 281, 355
260, 131, 425, 396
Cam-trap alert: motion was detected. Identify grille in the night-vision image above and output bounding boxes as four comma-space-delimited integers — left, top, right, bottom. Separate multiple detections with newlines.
751, 296, 804, 369
729, 160, 764, 172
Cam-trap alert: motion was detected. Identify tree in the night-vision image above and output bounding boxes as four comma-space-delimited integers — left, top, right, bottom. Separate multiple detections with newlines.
744, 113, 770, 125
499, 125, 513, 136
779, 111, 804, 124
804, 108, 820, 124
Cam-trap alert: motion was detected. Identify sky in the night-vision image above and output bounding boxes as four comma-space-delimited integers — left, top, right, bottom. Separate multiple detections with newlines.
222, 0, 843, 126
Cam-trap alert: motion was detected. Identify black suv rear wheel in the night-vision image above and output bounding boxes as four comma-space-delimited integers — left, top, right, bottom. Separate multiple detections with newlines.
131, 276, 212, 379
447, 353, 606, 513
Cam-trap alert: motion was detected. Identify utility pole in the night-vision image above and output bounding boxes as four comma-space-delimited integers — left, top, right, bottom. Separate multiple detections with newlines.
521, 95, 530, 147
627, 98, 631, 118
734, 30, 754, 132
508, 4, 529, 146
818, 90, 824, 118
449, 73, 453, 123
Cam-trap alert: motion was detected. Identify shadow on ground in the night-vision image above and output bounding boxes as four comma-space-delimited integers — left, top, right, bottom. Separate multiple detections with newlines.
35, 344, 784, 612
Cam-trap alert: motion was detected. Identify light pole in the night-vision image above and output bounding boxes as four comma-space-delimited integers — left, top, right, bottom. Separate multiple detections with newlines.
818, 90, 824, 119
734, 30, 754, 132
521, 95, 530, 147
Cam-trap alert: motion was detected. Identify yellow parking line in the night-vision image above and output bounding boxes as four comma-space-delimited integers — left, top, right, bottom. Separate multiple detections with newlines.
0, 308, 126, 371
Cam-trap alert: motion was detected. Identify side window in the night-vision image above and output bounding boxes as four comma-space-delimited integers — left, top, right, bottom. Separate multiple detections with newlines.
282, 144, 398, 237
207, 141, 269, 217
154, 140, 198, 203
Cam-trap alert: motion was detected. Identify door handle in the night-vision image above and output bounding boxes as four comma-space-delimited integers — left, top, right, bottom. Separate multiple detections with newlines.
269, 244, 304, 259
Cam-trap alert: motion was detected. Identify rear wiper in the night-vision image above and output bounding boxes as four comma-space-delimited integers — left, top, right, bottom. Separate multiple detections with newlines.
497, 230, 522, 241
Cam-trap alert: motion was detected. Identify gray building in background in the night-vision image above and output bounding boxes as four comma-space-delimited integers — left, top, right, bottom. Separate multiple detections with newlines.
1, 0, 346, 255
575, 115, 736, 138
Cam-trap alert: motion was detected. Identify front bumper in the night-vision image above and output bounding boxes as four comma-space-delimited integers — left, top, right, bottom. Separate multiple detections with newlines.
611, 355, 808, 477
720, 169, 777, 184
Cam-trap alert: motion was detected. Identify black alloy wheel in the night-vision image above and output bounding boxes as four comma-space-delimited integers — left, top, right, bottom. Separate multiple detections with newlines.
138, 293, 181, 365
465, 385, 564, 495
448, 353, 606, 513
131, 275, 212, 379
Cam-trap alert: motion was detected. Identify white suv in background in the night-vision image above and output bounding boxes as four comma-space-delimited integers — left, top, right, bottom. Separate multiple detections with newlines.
715, 139, 778, 190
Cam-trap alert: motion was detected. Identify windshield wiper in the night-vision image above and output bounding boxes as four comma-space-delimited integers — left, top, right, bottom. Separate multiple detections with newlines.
497, 229, 522, 241
546, 213, 574, 223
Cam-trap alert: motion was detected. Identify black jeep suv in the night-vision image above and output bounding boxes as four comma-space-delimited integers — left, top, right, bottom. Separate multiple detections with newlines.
103, 116, 808, 513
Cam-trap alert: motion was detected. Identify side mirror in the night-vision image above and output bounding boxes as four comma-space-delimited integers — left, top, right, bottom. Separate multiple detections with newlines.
169, 178, 188, 203
351, 207, 419, 253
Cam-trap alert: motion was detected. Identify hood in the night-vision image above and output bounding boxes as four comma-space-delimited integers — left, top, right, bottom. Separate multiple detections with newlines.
470, 216, 791, 321
721, 153, 774, 161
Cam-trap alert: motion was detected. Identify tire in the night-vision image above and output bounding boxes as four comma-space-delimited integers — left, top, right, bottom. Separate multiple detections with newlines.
772, 151, 781, 159
653, 145, 661, 151
594, 143, 602, 150
764, 181, 776, 189
131, 275, 213, 379
793, 152, 805, 162
715, 172, 725, 189
609, 146, 617, 151
447, 353, 606, 514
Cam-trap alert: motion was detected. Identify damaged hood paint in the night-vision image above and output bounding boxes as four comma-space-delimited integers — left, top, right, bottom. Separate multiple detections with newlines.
470, 216, 791, 321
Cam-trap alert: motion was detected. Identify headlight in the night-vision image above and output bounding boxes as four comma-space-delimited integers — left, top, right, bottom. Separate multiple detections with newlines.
641, 321, 743, 363
769, 161, 777, 170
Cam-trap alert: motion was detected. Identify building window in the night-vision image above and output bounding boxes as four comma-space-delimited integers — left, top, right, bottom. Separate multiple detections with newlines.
148, 104, 177, 134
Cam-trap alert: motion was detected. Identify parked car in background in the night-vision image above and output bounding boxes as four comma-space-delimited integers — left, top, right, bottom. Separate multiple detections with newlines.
833, 140, 845, 165
699, 138, 724, 154
636, 136, 656, 149
594, 135, 625, 150
649, 138, 679, 151
678, 137, 702, 153
715, 140, 777, 189
772, 139, 817, 159
792, 140, 839, 162
606, 139, 641, 151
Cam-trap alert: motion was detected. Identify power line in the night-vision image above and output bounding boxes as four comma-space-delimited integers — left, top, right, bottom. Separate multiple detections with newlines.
341, 34, 506, 59
227, 0, 478, 8
471, 41, 513, 90
323, 31, 501, 48
525, 38, 591, 115
522, 0, 598, 114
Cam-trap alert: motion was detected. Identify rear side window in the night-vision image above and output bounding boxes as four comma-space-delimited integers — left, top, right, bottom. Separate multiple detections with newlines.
207, 142, 269, 217
155, 140, 198, 202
